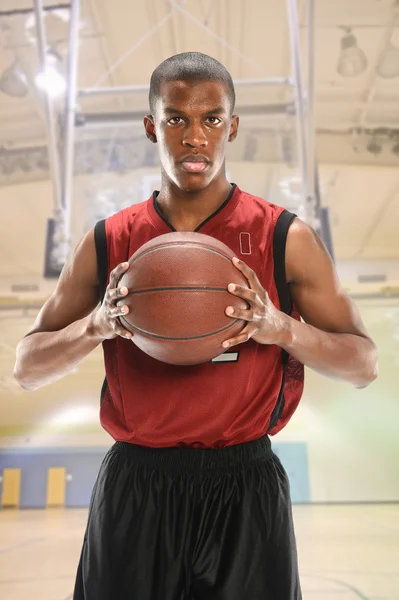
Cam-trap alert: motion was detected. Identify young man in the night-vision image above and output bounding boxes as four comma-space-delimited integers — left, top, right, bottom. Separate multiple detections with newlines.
14, 53, 378, 599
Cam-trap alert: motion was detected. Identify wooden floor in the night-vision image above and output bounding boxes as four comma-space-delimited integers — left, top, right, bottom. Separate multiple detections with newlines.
0, 504, 398, 599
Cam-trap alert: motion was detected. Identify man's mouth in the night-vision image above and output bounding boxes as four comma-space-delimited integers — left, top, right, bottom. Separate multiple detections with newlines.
181, 154, 210, 173
181, 161, 209, 173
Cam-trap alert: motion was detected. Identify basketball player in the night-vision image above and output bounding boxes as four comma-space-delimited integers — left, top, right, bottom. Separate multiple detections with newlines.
14, 53, 378, 599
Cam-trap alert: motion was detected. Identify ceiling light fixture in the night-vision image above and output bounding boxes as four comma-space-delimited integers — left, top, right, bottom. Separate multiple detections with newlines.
337, 28, 368, 77
0, 60, 29, 97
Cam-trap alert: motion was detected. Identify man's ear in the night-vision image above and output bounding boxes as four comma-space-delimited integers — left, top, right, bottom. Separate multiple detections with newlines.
228, 115, 239, 142
144, 115, 157, 143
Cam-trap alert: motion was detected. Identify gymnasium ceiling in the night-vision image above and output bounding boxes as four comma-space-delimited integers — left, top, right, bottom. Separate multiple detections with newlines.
0, 0, 399, 410
0, 0, 398, 268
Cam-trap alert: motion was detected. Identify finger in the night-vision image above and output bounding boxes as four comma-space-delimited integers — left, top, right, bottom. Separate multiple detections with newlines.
109, 261, 129, 289
116, 325, 133, 340
225, 305, 255, 322
227, 284, 259, 306
108, 304, 129, 319
112, 318, 133, 340
222, 325, 254, 349
232, 257, 261, 287
107, 285, 129, 303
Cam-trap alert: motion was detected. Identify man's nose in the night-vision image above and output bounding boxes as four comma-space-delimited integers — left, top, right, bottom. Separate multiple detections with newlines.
182, 123, 208, 148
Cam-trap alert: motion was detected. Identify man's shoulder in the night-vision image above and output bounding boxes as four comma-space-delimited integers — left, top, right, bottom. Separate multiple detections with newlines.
237, 187, 288, 220
105, 197, 150, 225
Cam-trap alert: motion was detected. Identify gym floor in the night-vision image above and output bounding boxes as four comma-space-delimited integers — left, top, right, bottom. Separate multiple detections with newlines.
0, 504, 398, 600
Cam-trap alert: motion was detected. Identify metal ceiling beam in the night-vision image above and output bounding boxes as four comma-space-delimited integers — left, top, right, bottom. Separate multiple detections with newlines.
0, 3, 69, 17
62, 0, 81, 252
286, 0, 313, 225
93, 9, 176, 88
306, 0, 316, 209
75, 103, 295, 127
33, 0, 63, 215
168, 0, 270, 75
77, 77, 293, 98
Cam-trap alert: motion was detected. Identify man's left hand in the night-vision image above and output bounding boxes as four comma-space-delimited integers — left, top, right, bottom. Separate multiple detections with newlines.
222, 257, 286, 349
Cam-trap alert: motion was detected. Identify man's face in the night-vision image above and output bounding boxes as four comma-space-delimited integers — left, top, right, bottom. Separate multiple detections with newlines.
144, 80, 239, 192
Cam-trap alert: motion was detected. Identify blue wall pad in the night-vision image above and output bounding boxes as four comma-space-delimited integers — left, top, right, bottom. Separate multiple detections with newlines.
0, 442, 310, 507
272, 442, 310, 503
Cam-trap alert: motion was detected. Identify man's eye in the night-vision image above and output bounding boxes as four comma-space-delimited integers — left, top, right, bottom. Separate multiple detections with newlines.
168, 117, 182, 124
207, 117, 222, 125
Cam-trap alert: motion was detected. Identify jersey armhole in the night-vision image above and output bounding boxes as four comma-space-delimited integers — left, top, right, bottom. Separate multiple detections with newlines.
273, 209, 296, 315
94, 219, 109, 406
268, 209, 297, 431
94, 219, 108, 304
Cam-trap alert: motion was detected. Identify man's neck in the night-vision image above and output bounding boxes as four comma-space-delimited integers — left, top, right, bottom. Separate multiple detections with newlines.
156, 178, 232, 232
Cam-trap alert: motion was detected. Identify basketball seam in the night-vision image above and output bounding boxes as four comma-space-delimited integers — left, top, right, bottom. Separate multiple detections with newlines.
124, 286, 232, 296
128, 242, 234, 266
119, 316, 242, 341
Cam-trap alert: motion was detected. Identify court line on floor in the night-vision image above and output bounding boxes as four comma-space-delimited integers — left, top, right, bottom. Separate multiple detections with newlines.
0, 575, 72, 585
0, 536, 46, 555
303, 574, 371, 600
305, 569, 399, 577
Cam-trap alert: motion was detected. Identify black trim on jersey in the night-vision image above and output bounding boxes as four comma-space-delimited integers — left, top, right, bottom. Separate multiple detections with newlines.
268, 209, 297, 432
94, 219, 109, 406
153, 183, 237, 233
273, 209, 296, 315
195, 184, 236, 231
153, 194, 177, 231
94, 219, 108, 304
100, 376, 108, 406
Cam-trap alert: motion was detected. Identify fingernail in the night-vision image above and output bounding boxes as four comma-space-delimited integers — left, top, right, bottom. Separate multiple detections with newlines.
228, 284, 236, 292
226, 306, 234, 315
222, 341, 230, 348
232, 257, 239, 264
122, 306, 128, 313
121, 287, 128, 294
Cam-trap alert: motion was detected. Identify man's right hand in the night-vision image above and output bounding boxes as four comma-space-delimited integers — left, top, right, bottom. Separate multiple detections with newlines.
91, 261, 133, 340
14, 229, 134, 392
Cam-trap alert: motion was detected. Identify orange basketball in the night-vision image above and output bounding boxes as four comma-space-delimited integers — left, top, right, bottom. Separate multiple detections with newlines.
117, 232, 248, 365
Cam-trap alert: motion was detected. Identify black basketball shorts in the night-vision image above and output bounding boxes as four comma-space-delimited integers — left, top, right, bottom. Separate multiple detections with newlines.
73, 433, 302, 599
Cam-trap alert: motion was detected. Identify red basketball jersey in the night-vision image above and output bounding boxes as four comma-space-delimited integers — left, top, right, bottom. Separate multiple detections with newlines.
94, 184, 304, 448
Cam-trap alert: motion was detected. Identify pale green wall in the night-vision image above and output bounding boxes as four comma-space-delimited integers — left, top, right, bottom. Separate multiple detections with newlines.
277, 298, 399, 502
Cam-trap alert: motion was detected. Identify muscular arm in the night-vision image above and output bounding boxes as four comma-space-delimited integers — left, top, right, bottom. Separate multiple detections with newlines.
278, 218, 378, 388
13, 230, 104, 392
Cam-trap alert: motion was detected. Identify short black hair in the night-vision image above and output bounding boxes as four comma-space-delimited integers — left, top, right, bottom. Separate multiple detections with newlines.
149, 52, 235, 115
